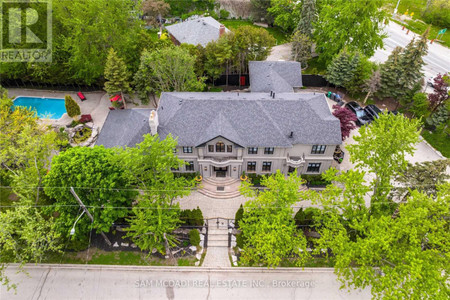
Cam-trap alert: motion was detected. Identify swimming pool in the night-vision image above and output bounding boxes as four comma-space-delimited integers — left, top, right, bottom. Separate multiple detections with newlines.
13, 96, 67, 119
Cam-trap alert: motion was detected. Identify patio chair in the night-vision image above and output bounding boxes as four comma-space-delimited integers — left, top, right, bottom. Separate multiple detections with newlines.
77, 92, 87, 101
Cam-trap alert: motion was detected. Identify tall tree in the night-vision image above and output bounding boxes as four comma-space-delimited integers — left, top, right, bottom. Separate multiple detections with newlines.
251, 0, 274, 24
104, 48, 132, 96
312, 172, 450, 300
141, 0, 170, 27
394, 159, 450, 201
291, 31, 312, 67
346, 113, 421, 215
0, 94, 58, 204
238, 171, 311, 267
117, 134, 194, 257
134, 47, 205, 102
268, 0, 301, 33
125, 195, 180, 257
363, 70, 381, 103
0, 200, 61, 291
332, 105, 357, 141
314, 0, 387, 64
204, 35, 234, 81
43, 146, 137, 242
297, 0, 317, 38
378, 46, 404, 99
326, 48, 359, 89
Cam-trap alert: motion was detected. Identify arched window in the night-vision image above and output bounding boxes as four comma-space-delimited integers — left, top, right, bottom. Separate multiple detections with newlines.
216, 141, 225, 152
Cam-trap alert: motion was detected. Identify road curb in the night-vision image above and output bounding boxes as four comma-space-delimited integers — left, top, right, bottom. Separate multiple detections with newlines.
9, 263, 336, 273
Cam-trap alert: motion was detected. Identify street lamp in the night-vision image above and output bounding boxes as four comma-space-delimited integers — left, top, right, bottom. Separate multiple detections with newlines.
70, 211, 85, 235
393, 0, 401, 17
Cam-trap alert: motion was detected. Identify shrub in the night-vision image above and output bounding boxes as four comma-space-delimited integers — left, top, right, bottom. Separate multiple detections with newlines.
189, 229, 200, 246
219, 9, 230, 19
64, 95, 81, 118
236, 232, 245, 248
301, 174, 331, 186
409, 92, 430, 119
294, 207, 322, 226
180, 207, 204, 226
247, 173, 267, 186
234, 204, 244, 228
173, 171, 200, 180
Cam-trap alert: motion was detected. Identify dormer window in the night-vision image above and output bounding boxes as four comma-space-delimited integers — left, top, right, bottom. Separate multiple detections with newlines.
311, 145, 326, 154
216, 141, 225, 152
208, 145, 214, 152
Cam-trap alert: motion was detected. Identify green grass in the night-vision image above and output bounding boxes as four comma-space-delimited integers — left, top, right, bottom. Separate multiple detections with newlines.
206, 86, 223, 92
302, 57, 327, 75
42, 248, 197, 266
220, 20, 289, 45
421, 129, 450, 158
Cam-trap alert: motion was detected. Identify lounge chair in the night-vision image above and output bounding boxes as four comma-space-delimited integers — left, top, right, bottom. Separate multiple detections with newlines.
77, 92, 87, 101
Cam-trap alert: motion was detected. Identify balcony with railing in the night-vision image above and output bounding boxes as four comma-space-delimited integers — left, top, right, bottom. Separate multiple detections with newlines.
286, 153, 306, 167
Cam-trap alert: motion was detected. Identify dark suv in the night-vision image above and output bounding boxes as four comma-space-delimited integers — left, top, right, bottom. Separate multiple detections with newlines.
345, 101, 371, 126
364, 104, 383, 121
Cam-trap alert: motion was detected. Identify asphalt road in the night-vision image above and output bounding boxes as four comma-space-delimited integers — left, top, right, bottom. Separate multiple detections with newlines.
1, 265, 371, 300
371, 21, 450, 81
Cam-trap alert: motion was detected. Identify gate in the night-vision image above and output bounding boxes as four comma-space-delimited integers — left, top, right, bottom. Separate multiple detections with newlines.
206, 217, 231, 229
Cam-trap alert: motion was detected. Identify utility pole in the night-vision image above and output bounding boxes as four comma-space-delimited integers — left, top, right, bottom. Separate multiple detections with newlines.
70, 187, 112, 246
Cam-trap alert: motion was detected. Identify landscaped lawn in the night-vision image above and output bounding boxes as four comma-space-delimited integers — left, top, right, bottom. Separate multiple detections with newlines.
220, 20, 289, 45
42, 248, 197, 266
421, 129, 450, 158
302, 57, 327, 75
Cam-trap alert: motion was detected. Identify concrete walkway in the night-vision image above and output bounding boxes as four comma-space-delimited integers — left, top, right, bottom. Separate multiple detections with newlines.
266, 43, 292, 61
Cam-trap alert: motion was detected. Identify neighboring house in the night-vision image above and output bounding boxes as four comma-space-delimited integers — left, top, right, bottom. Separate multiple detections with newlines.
165, 17, 230, 47
249, 61, 303, 93
97, 92, 341, 178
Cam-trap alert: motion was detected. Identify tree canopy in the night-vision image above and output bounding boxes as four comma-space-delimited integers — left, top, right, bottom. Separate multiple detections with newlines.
238, 171, 310, 267
314, 0, 387, 64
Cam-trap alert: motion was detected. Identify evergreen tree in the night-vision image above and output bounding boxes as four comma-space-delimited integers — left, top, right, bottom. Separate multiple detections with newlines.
326, 49, 358, 89
297, 0, 317, 38
379, 46, 404, 99
235, 204, 244, 228
64, 95, 80, 119
104, 48, 132, 95
426, 105, 449, 127
379, 29, 429, 101
291, 31, 312, 67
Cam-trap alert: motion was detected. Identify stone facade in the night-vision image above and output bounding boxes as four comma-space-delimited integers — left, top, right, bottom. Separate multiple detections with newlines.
174, 135, 337, 178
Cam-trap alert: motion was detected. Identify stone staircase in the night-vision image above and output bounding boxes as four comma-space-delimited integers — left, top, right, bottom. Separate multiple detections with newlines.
202, 220, 230, 267
198, 177, 242, 199
207, 228, 229, 247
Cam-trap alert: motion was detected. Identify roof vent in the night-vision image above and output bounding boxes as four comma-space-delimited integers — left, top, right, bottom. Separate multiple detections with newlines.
289, 131, 293, 138
179, 99, 183, 105
270, 91, 273, 97
272, 92, 276, 99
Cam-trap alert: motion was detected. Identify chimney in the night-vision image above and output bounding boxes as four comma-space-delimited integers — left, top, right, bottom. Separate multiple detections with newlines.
149, 110, 159, 135
219, 24, 225, 37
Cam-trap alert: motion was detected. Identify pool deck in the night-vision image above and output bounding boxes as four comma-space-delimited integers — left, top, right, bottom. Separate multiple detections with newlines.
8, 89, 111, 131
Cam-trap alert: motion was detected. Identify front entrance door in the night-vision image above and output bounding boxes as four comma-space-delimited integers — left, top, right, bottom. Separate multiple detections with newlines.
214, 166, 228, 177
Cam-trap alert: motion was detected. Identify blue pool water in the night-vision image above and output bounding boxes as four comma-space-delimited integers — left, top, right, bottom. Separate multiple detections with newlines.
13, 96, 67, 119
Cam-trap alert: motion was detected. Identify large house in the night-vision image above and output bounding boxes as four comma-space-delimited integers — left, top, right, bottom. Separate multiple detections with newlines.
97, 92, 342, 179
165, 17, 230, 47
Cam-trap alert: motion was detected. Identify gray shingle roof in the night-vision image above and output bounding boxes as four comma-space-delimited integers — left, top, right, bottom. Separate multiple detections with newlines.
249, 61, 303, 93
96, 109, 152, 148
165, 17, 230, 47
157, 92, 341, 147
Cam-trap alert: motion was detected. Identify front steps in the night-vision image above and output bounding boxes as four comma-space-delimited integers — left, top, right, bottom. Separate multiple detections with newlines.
198, 177, 242, 199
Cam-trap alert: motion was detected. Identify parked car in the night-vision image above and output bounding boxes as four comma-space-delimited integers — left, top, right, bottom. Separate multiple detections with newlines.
345, 101, 371, 126
364, 104, 383, 121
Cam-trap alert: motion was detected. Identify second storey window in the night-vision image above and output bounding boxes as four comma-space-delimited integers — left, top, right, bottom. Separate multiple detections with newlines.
183, 147, 193, 153
227, 145, 233, 152
262, 161, 272, 172
247, 161, 256, 172
311, 145, 326, 154
264, 147, 274, 154
208, 145, 214, 152
185, 161, 194, 171
248, 147, 258, 154
216, 142, 225, 152
307, 163, 321, 173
